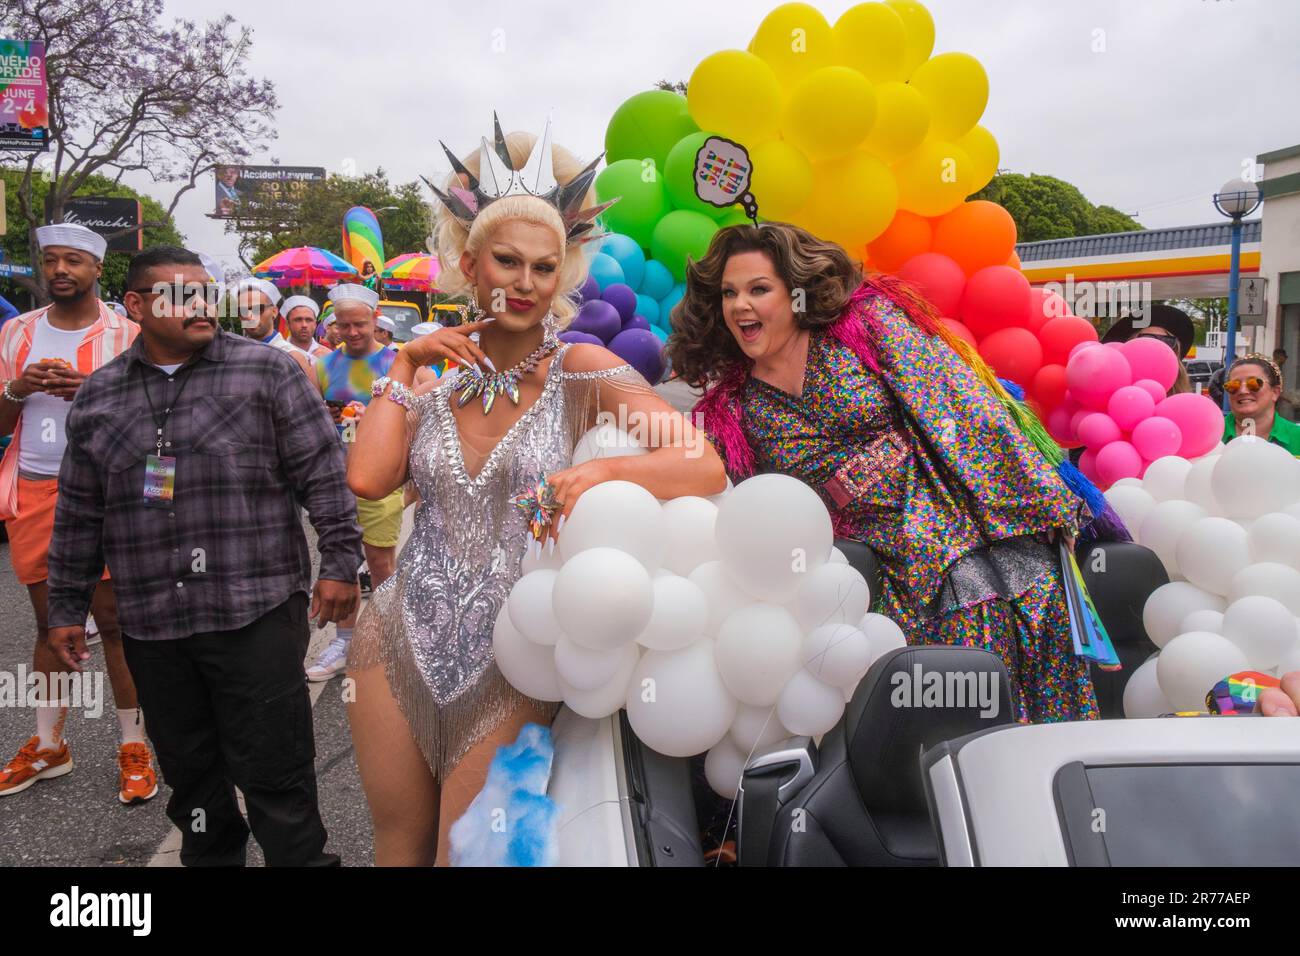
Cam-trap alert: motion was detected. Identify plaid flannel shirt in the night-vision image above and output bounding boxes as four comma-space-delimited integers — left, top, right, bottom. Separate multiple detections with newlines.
47, 330, 364, 640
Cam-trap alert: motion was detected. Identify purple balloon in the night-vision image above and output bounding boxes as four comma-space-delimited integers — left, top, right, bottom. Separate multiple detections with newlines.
559, 330, 603, 346
622, 314, 651, 332
600, 283, 638, 323
608, 328, 665, 384
579, 277, 601, 303
569, 299, 622, 343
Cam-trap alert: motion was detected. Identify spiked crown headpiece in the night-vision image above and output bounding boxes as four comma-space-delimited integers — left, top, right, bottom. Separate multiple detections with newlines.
422, 114, 616, 246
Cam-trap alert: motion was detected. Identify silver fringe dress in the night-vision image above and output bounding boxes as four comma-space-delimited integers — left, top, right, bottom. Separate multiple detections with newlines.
349, 344, 641, 782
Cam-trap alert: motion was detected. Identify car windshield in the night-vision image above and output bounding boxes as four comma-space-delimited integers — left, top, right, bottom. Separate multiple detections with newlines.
378, 304, 424, 342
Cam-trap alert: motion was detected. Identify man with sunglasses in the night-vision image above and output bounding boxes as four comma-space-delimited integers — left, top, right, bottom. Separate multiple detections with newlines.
234, 278, 312, 375
0, 223, 158, 804
42, 245, 363, 865
1221, 354, 1300, 455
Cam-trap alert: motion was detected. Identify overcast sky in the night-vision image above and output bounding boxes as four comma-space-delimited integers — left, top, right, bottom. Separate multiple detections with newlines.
149, 0, 1300, 276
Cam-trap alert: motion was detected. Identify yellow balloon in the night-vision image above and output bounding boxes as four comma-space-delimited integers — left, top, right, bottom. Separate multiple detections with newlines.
749, 140, 814, 221
907, 52, 989, 141
862, 81, 930, 163
781, 66, 877, 162
750, 2, 837, 88
833, 3, 907, 83
688, 50, 783, 145
893, 139, 973, 217
957, 125, 999, 193
886, 0, 935, 79
799, 151, 898, 248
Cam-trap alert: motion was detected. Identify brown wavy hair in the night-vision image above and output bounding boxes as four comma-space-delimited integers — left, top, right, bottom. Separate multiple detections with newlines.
665, 222, 862, 388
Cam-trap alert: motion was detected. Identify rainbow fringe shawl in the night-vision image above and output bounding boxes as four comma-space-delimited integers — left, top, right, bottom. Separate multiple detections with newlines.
694, 275, 1130, 543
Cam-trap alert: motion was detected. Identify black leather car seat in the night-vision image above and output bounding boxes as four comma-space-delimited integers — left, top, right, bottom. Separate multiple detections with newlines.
1076, 541, 1167, 717
738, 644, 1014, 866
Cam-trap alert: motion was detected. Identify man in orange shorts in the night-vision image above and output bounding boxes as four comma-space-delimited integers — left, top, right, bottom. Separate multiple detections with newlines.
0, 223, 157, 804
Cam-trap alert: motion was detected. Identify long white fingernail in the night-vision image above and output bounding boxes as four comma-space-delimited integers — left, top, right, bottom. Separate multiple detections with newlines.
557, 514, 567, 532
547, 538, 555, 556
482, 355, 498, 373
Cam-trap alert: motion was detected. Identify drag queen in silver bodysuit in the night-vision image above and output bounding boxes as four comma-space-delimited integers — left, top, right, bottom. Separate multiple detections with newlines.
345, 121, 726, 865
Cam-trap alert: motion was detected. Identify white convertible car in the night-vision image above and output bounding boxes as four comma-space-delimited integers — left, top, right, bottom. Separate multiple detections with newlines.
546, 540, 1300, 867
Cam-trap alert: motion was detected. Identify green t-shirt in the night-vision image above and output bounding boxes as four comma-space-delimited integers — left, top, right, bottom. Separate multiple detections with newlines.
1222, 412, 1300, 456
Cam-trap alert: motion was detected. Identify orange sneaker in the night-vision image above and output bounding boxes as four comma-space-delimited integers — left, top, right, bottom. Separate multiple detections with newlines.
118, 742, 158, 804
0, 736, 73, 797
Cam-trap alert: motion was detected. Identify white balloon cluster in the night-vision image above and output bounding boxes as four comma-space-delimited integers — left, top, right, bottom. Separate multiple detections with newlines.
1104, 437, 1300, 716
493, 440, 908, 799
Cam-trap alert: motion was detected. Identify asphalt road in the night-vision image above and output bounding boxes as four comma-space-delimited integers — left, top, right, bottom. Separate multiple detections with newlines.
0, 521, 374, 867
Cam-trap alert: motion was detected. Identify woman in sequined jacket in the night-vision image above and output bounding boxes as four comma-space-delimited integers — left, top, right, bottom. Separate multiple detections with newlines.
667, 222, 1099, 725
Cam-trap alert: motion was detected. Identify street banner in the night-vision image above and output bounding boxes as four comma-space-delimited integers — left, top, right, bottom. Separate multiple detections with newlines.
0, 39, 49, 152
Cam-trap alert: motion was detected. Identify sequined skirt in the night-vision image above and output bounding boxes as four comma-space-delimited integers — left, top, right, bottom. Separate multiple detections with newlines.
348, 570, 559, 784
879, 536, 1099, 724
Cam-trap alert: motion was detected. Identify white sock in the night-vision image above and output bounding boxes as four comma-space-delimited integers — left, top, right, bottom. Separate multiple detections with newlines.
334, 627, 353, 645
36, 701, 69, 750
117, 708, 145, 745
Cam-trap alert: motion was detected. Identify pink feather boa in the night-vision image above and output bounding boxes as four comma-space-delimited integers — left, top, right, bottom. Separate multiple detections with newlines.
694, 275, 941, 479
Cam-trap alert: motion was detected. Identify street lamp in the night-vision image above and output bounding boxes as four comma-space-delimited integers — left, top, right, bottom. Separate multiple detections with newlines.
1212, 177, 1262, 411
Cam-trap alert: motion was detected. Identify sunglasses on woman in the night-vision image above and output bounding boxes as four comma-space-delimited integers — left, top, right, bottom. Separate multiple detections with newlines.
1135, 331, 1181, 352
1224, 376, 1266, 394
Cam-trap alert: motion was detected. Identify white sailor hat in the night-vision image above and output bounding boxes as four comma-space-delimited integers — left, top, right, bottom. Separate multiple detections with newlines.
35, 223, 107, 261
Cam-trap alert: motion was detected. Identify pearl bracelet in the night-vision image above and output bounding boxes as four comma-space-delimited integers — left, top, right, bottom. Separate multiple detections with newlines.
2, 379, 27, 405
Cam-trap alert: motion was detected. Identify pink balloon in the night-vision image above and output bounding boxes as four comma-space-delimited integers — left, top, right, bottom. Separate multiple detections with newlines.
1120, 337, 1180, 390
1060, 394, 1081, 418
1133, 378, 1167, 404
1104, 341, 1126, 351
1095, 441, 1143, 488
1067, 345, 1132, 410
1154, 393, 1224, 459
1047, 406, 1075, 442
1068, 340, 1102, 362
1077, 412, 1122, 448
1078, 448, 1100, 485
1131, 416, 1183, 461
1070, 409, 1092, 437
1107, 385, 1157, 431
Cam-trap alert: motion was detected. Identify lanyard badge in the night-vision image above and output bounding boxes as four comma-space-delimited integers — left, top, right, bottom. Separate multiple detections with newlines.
143, 452, 177, 507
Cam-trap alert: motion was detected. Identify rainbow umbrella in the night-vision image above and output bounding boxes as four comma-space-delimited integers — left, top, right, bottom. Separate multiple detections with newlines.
380, 253, 441, 291
252, 246, 359, 287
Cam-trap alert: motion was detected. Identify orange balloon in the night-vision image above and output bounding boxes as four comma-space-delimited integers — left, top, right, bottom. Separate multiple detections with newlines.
867, 210, 932, 274
1006, 251, 1021, 270
932, 200, 1018, 275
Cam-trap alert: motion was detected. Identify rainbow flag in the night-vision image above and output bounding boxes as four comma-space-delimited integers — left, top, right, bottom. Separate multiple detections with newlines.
342, 206, 384, 276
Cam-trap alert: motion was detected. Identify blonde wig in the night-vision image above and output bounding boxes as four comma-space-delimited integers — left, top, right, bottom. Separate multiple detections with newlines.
432, 130, 595, 324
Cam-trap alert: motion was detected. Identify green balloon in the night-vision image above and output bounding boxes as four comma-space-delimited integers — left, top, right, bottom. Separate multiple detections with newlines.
664, 131, 733, 221
651, 210, 720, 282
605, 90, 699, 172
595, 158, 671, 249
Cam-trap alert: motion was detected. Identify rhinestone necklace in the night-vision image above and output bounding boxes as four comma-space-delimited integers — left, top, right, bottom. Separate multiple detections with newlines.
455, 326, 560, 414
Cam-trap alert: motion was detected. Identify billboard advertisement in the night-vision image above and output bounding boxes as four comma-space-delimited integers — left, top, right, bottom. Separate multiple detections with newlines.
213, 165, 326, 219
0, 39, 49, 152
61, 197, 144, 253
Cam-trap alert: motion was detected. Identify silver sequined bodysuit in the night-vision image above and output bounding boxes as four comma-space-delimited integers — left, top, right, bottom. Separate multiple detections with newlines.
348, 344, 641, 782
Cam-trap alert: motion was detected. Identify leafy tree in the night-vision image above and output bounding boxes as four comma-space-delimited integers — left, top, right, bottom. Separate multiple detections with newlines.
1170, 297, 1228, 343
0, 0, 276, 303
973, 173, 1143, 242
1, 167, 183, 304
239, 170, 432, 271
